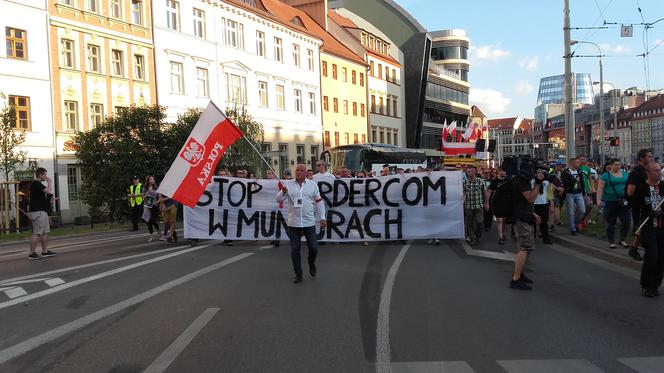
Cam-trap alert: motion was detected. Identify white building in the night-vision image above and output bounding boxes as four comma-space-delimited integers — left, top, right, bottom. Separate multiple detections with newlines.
153, 0, 324, 176
0, 0, 55, 181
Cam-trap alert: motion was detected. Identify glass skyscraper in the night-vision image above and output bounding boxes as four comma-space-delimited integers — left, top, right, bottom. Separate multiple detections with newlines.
536, 73, 594, 106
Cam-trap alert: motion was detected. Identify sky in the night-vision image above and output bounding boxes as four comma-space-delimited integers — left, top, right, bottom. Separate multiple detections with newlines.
394, 0, 664, 119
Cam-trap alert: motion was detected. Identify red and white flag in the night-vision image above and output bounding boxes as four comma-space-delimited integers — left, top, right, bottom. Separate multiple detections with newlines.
448, 121, 458, 138
441, 119, 448, 140
158, 102, 244, 207
441, 142, 476, 156
462, 122, 476, 141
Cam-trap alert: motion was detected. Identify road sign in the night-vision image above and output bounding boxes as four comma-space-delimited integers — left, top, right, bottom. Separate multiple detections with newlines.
621, 25, 633, 37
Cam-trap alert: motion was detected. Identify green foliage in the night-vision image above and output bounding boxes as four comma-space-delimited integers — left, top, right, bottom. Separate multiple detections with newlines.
221, 105, 265, 175
0, 97, 27, 181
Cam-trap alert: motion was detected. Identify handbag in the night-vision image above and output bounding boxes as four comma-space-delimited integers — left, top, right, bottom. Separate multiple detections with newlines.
607, 172, 628, 207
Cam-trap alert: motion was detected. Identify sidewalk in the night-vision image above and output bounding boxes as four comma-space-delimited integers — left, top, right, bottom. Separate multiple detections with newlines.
0, 223, 133, 250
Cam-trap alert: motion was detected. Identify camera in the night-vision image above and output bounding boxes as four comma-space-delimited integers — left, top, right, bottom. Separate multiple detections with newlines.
502, 155, 549, 180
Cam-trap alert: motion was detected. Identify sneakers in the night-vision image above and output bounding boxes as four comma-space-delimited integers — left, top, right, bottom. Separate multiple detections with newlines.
509, 279, 532, 290
619, 241, 629, 247
293, 275, 303, 284
435, 239, 440, 246
609, 243, 616, 249
629, 248, 643, 261
570, 230, 577, 236
309, 263, 317, 277
148, 235, 155, 242
520, 273, 533, 284
42, 250, 56, 257
498, 236, 506, 245
28, 253, 41, 260
158, 235, 166, 241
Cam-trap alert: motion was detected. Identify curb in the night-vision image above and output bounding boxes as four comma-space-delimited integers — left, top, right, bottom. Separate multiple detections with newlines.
553, 234, 642, 273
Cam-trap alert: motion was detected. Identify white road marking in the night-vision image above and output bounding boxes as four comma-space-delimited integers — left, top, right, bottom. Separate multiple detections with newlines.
391, 361, 476, 372
143, 308, 220, 373
0, 243, 216, 311
44, 278, 65, 287
0, 278, 56, 286
462, 241, 515, 262
259, 245, 273, 250
0, 252, 253, 364
3, 287, 28, 299
376, 241, 411, 373
0, 244, 194, 286
497, 359, 604, 373
618, 356, 664, 373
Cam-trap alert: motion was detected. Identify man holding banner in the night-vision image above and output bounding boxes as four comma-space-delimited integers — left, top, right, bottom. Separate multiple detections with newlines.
277, 164, 327, 284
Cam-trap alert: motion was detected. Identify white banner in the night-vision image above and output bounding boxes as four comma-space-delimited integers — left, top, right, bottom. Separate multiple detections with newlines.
184, 171, 464, 241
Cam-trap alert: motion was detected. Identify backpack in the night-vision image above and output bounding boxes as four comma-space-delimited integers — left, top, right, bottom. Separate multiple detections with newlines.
491, 179, 514, 218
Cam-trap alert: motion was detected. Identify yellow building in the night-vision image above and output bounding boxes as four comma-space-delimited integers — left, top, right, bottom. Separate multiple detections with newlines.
48, 0, 156, 221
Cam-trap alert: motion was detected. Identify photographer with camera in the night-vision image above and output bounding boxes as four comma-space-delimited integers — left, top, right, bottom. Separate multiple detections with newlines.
596, 159, 631, 249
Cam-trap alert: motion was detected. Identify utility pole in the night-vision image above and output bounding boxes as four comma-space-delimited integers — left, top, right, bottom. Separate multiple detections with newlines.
563, 0, 575, 162
598, 57, 605, 164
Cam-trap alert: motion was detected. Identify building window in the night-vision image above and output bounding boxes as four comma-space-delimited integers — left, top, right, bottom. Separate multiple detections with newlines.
324, 131, 330, 147
308, 92, 316, 115
361, 134, 366, 143
393, 98, 398, 117
310, 145, 318, 166
64, 100, 78, 131
378, 63, 382, 79
296, 145, 305, 164
110, 0, 122, 19
379, 129, 384, 143
334, 131, 339, 147
292, 44, 300, 67
385, 66, 389, 81
307, 49, 314, 71
111, 49, 124, 76
278, 143, 288, 176
87, 44, 100, 73
370, 95, 376, 113
196, 67, 209, 97
294, 89, 302, 113
352, 70, 356, 85
166, 0, 179, 30
360, 72, 364, 87
342, 67, 347, 82
90, 103, 103, 129
274, 37, 282, 62
134, 55, 145, 80
256, 31, 265, 57
8, 95, 30, 129
370, 61, 374, 76
360, 103, 365, 117
87, 0, 99, 13
379, 97, 384, 114
332, 64, 337, 79
323, 96, 328, 111
386, 96, 391, 116
226, 73, 247, 104
115, 106, 128, 115
132, 0, 144, 25
60, 0, 73, 5
371, 127, 377, 142
67, 165, 79, 201
258, 81, 268, 107
6, 27, 27, 60
343, 100, 348, 115
333, 98, 338, 113
392, 69, 396, 83
276, 84, 285, 110
322, 61, 327, 77
386, 129, 391, 144
352, 102, 357, 116
61, 38, 75, 68
193, 8, 206, 38
225, 19, 244, 49
353, 133, 358, 144
344, 132, 349, 145
170, 61, 184, 94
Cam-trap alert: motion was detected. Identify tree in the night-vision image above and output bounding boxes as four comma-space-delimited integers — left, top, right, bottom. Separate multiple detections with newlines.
0, 93, 27, 182
220, 105, 265, 175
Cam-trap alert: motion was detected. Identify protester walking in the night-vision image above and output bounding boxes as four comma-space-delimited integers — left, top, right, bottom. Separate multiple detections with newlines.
510, 171, 544, 290
626, 149, 654, 261
632, 162, 664, 297
27, 168, 56, 260
596, 159, 631, 248
463, 166, 489, 245
489, 169, 509, 244
127, 176, 144, 231
159, 194, 178, 243
142, 176, 161, 242
533, 169, 553, 245
561, 158, 587, 235
276, 164, 327, 284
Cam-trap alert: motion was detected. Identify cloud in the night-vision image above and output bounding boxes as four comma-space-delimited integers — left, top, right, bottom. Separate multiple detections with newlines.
470, 88, 511, 114
518, 56, 539, 71
514, 81, 534, 95
469, 43, 510, 62
598, 43, 632, 54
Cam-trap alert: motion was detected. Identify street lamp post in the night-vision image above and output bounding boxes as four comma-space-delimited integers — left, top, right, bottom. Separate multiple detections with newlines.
594, 81, 619, 161
571, 40, 605, 163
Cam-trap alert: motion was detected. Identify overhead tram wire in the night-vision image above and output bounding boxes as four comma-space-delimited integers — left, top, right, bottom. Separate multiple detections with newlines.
572, 0, 615, 55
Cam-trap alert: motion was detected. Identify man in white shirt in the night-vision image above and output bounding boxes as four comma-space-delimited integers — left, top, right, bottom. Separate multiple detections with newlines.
277, 164, 328, 283
312, 160, 336, 183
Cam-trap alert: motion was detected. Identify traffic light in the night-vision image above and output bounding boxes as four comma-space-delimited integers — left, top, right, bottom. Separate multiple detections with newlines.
610, 137, 620, 146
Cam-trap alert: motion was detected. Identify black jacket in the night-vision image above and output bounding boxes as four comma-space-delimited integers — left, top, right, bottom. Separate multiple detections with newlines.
634, 180, 664, 228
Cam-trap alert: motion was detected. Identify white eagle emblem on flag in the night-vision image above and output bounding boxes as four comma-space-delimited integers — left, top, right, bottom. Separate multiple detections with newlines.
180, 138, 206, 166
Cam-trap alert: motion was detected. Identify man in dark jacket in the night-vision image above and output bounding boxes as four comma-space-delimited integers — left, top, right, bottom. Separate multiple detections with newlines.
560, 158, 586, 235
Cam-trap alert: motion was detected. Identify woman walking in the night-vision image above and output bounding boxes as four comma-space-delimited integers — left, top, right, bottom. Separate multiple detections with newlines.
142, 176, 161, 242
596, 159, 631, 248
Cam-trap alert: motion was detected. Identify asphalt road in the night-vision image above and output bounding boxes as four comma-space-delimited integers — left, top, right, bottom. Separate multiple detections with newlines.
0, 226, 663, 373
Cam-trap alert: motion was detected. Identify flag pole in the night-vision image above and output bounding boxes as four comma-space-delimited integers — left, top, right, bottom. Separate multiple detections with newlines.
240, 136, 294, 202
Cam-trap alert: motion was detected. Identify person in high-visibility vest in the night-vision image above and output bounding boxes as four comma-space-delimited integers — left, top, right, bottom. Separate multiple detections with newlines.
127, 176, 143, 231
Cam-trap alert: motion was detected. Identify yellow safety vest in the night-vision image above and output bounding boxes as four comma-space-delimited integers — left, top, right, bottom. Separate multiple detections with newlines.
129, 183, 143, 207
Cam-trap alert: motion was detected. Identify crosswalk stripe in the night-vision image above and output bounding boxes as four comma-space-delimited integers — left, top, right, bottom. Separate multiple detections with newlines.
391, 361, 476, 372
497, 359, 604, 373
4, 287, 28, 299
617, 357, 664, 373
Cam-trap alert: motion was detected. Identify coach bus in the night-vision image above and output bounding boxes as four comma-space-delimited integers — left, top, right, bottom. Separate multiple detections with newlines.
321, 144, 427, 174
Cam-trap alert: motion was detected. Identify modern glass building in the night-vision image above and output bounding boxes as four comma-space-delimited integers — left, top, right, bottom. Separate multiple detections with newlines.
536, 73, 594, 106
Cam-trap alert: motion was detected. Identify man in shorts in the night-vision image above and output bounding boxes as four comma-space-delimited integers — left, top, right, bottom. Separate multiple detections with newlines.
510, 171, 544, 290
28, 168, 56, 259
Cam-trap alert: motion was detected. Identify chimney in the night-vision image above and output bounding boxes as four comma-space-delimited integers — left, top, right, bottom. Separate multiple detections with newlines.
279, 0, 328, 30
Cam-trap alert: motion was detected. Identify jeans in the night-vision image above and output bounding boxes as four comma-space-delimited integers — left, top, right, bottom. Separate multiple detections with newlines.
144, 206, 160, 234
464, 208, 484, 243
288, 226, 318, 276
640, 227, 664, 290
131, 204, 143, 230
603, 201, 631, 244
534, 203, 550, 242
565, 193, 586, 232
